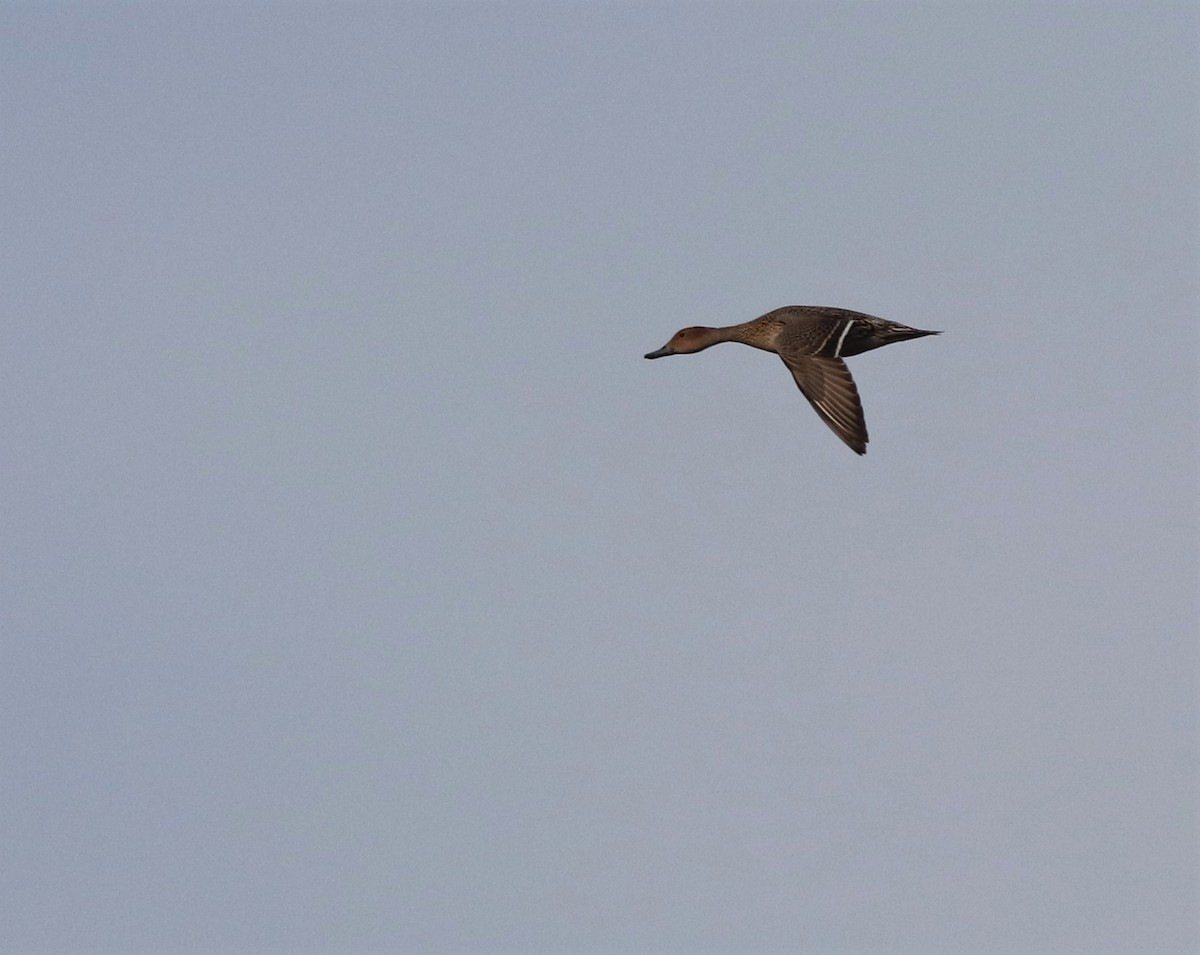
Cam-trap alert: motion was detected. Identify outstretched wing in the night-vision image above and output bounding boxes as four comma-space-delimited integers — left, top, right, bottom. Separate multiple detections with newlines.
779, 353, 868, 455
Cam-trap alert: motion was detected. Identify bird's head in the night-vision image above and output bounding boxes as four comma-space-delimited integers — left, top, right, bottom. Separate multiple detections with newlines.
644, 327, 717, 359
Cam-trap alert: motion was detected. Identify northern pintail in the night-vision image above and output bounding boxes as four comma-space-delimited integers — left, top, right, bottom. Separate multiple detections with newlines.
645, 305, 940, 455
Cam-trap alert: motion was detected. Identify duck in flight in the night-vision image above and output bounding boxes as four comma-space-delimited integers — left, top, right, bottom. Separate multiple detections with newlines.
644, 306, 940, 455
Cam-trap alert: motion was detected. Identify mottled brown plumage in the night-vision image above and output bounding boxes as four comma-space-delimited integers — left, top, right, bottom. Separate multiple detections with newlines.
644, 305, 940, 455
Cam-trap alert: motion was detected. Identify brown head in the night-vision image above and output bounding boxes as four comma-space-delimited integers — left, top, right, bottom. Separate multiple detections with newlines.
643, 326, 720, 359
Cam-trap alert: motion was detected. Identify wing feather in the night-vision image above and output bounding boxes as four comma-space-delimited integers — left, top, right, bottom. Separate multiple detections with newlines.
779, 354, 868, 455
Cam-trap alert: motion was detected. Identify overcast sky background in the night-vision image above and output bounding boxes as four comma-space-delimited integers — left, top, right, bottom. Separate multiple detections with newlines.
3, 3, 1198, 953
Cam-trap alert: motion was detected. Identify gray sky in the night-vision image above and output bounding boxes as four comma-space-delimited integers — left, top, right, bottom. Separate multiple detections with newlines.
3, 3, 1198, 953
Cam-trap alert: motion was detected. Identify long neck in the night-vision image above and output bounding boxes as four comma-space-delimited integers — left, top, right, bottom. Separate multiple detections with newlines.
710, 317, 782, 352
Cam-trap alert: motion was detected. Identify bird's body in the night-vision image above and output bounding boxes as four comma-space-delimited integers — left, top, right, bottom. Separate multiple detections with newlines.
644, 305, 940, 455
